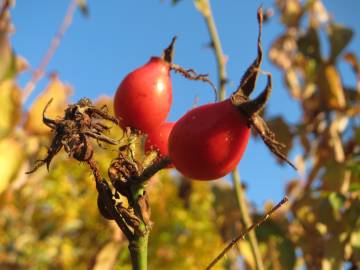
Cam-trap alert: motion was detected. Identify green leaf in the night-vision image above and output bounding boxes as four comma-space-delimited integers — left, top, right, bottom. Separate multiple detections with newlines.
349, 183, 360, 192
328, 192, 346, 212
328, 23, 353, 62
255, 219, 296, 270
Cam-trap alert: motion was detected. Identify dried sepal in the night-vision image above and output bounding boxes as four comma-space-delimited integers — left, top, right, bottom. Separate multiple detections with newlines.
230, 7, 296, 170
68, 134, 94, 161
236, 7, 263, 98
108, 154, 140, 198
171, 63, 218, 101
250, 114, 296, 169
137, 192, 152, 227
97, 193, 115, 220
26, 133, 64, 174
27, 97, 169, 241
232, 74, 296, 169
162, 36, 177, 64
27, 98, 119, 173
232, 73, 272, 116
42, 98, 58, 129
94, 177, 133, 239
116, 203, 144, 235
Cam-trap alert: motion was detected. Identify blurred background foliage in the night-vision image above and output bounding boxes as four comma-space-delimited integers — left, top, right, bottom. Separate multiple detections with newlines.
0, 0, 359, 269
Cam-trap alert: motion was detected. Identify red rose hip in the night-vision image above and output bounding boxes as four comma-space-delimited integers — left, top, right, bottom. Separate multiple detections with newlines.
168, 100, 251, 180
114, 57, 172, 133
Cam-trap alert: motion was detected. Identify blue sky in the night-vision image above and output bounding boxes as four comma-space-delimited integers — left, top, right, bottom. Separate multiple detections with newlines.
10, 0, 360, 206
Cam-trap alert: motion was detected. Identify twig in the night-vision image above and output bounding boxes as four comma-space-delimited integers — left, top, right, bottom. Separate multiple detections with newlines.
198, 2, 265, 269
22, 0, 78, 103
205, 196, 289, 270
133, 157, 171, 184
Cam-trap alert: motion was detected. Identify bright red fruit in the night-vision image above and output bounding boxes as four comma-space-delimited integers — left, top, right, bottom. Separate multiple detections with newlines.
168, 99, 251, 180
114, 57, 172, 133
145, 122, 175, 157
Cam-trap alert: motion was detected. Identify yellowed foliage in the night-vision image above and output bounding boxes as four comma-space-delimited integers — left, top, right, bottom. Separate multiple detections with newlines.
0, 80, 21, 139
93, 241, 122, 270
317, 63, 346, 110
24, 76, 72, 135
0, 137, 24, 193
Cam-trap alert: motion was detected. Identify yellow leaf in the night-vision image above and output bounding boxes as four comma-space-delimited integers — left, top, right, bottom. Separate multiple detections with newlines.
344, 52, 360, 77
317, 63, 346, 110
92, 242, 121, 270
0, 6, 12, 80
24, 76, 72, 135
0, 80, 22, 139
0, 137, 24, 193
238, 241, 256, 269
15, 55, 29, 74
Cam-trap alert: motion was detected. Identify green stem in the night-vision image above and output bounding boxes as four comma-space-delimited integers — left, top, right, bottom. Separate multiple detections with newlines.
129, 180, 149, 270
199, 1, 265, 269
202, 2, 227, 101
129, 234, 148, 270
232, 169, 264, 270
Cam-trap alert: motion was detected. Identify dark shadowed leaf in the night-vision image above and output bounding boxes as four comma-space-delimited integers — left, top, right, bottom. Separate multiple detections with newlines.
268, 34, 296, 70
172, 0, 183, 4
298, 27, 321, 60
76, 0, 89, 17
266, 116, 293, 163
322, 235, 345, 269
321, 162, 346, 192
328, 23, 353, 62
